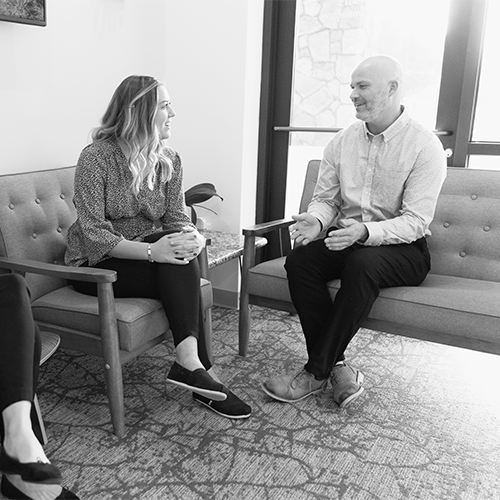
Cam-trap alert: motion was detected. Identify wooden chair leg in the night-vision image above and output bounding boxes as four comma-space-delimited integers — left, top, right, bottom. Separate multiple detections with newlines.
33, 331, 61, 445
238, 235, 255, 356
98, 283, 125, 438
32, 395, 47, 446
238, 299, 251, 357
203, 307, 213, 366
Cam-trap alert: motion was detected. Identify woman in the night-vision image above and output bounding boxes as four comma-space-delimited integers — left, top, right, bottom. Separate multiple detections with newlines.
65, 75, 250, 419
0, 274, 79, 500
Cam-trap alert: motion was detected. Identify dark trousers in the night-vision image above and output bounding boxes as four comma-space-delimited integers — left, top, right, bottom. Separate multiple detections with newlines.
0, 273, 42, 442
71, 231, 211, 369
285, 234, 430, 380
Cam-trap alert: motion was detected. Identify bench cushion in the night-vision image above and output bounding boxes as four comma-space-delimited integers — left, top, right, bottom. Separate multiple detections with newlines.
248, 257, 500, 348
32, 279, 213, 352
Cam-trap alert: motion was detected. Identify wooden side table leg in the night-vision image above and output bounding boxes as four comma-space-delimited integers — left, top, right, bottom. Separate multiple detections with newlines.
238, 234, 256, 356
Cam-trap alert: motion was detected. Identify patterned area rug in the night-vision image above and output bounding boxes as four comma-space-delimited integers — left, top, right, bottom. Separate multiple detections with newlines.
3, 306, 499, 500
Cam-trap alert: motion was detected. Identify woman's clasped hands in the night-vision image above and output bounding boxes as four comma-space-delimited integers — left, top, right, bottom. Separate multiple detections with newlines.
152, 227, 205, 264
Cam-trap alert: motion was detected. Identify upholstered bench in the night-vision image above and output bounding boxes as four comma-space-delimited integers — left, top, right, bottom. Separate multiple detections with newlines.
238, 162, 500, 357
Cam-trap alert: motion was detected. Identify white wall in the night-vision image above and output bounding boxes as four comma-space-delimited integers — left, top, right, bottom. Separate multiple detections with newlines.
164, 0, 263, 306
0, 0, 169, 173
0, 0, 264, 306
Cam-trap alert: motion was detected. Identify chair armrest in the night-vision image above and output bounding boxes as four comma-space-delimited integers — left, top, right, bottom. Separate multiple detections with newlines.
0, 256, 117, 283
242, 218, 294, 260
242, 218, 294, 237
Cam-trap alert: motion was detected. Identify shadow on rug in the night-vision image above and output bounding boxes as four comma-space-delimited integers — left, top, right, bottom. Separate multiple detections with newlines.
3, 306, 499, 500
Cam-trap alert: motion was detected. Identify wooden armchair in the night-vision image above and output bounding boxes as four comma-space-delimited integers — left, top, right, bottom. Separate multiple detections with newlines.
0, 166, 213, 438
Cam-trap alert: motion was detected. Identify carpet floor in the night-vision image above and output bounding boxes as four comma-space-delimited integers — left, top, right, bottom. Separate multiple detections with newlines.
2, 306, 499, 500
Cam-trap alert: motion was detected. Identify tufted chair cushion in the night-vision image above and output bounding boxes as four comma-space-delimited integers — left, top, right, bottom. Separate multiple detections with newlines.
0, 167, 76, 300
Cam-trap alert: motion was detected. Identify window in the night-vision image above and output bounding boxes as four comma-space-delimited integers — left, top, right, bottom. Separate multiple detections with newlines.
467, 0, 500, 169
471, 0, 500, 143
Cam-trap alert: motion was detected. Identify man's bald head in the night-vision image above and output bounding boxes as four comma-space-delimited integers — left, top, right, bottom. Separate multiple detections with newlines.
353, 55, 403, 96
350, 55, 404, 134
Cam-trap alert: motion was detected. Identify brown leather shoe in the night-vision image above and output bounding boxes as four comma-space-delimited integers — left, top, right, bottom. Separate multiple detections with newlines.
262, 369, 327, 403
330, 362, 364, 408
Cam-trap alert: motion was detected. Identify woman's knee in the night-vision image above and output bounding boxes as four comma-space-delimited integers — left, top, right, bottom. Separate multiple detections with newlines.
0, 273, 28, 299
157, 260, 200, 292
0, 273, 25, 289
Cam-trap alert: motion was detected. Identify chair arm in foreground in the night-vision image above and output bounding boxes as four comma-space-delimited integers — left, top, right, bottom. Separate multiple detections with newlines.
0, 256, 117, 283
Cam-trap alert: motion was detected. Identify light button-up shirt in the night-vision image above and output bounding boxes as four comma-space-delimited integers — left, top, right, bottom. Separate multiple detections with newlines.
308, 108, 447, 246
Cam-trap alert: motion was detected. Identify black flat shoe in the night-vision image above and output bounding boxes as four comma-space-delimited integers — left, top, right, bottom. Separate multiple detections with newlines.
167, 362, 227, 401
193, 389, 252, 419
1, 475, 80, 500
0, 449, 61, 485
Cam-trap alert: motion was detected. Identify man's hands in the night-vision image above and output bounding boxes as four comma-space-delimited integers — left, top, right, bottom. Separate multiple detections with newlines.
151, 227, 205, 265
290, 213, 322, 246
290, 214, 368, 251
324, 219, 368, 251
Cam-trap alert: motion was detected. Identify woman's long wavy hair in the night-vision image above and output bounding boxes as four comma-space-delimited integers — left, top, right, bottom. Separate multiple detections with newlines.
92, 75, 173, 195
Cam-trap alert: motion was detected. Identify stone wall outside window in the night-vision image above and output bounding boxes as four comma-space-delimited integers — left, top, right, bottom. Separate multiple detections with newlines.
291, 0, 448, 147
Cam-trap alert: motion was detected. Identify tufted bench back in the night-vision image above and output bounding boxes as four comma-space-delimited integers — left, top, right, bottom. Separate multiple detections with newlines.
0, 167, 76, 300
427, 167, 500, 281
298, 161, 500, 283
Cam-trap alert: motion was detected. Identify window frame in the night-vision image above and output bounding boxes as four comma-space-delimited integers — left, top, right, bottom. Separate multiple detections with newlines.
437, 0, 494, 167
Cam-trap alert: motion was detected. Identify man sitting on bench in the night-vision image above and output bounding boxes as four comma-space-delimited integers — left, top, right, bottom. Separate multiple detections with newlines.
262, 55, 447, 408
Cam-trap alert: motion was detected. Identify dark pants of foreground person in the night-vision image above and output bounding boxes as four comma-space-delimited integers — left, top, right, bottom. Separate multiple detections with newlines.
285, 233, 430, 380
71, 230, 211, 369
0, 274, 42, 441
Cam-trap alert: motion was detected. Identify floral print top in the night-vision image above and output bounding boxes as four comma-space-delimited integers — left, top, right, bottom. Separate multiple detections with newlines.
65, 138, 193, 267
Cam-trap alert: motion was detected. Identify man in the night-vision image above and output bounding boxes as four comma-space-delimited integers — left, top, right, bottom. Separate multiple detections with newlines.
262, 55, 447, 408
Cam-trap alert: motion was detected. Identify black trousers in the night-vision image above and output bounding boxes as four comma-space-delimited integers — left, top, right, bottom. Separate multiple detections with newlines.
71, 231, 211, 369
285, 234, 430, 380
0, 274, 42, 442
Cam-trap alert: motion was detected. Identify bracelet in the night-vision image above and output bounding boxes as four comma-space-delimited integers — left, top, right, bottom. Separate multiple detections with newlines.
147, 243, 154, 263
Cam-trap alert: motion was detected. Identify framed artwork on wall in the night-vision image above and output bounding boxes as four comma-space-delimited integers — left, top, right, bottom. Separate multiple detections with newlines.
0, 0, 46, 27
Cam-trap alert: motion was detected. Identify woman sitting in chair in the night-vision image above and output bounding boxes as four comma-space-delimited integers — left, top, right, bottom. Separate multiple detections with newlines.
64, 75, 250, 420
0, 273, 79, 500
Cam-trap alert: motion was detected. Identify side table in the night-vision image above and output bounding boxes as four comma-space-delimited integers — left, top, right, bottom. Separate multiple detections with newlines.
199, 229, 267, 279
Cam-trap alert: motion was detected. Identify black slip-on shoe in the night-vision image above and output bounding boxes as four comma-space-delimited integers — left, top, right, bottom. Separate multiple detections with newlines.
193, 389, 251, 419
167, 362, 227, 401
1, 475, 80, 500
0, 449, 61, 485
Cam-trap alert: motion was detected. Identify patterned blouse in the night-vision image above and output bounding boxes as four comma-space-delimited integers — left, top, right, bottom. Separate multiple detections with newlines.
65, 138, 194, 267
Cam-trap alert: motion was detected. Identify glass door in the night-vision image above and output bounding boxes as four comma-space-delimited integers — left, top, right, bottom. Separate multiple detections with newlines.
283, 0, 451, 217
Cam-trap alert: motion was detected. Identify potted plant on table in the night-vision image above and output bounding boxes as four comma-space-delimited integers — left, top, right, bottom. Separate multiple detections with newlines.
184, 183, 223, 228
